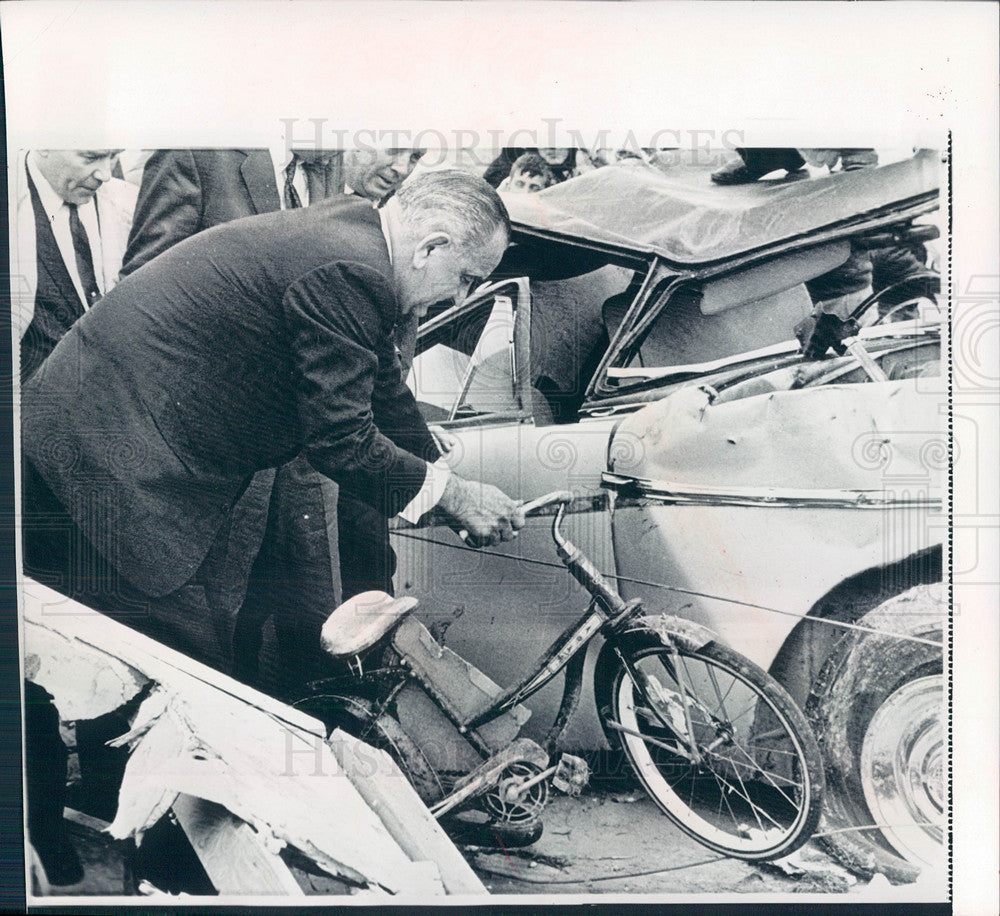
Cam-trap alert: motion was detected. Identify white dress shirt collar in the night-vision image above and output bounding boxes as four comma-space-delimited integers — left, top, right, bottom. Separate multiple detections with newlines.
377, 205, 393, 265
269, 144, 297, 209
27, 153, 70, 223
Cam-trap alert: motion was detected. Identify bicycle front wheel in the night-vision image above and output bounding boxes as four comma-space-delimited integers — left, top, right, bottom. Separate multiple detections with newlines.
595, 631, 823, 860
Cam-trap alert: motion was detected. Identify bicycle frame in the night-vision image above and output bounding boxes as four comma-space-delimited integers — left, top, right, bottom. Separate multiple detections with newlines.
308, 490, 824, 860
325, 494, 712, 754
462, 499, 639, 729
449, 496, 715, 774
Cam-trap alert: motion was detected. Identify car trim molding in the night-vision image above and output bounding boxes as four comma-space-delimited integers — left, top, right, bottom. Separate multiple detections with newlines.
602, 473, 942, 510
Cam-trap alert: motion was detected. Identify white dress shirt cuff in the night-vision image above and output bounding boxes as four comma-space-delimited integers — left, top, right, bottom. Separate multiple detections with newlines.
398, 458, 452, 524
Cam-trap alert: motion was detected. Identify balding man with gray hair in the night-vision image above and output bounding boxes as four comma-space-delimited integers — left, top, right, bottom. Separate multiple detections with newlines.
22, 170, 524, 678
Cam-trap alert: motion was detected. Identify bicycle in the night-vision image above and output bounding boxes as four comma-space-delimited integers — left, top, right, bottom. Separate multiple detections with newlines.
294, 490, 824, 861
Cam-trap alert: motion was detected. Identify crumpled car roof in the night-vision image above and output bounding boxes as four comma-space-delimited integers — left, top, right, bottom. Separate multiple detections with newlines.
502, 150, 939, 266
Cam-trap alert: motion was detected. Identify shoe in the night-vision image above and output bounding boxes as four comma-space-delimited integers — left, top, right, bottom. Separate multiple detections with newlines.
710, 160, 756, 185
443, 816, 544, 848
712, 148, 807, 184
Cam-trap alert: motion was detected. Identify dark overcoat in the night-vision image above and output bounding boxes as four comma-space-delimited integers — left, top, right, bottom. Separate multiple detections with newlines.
23, 197, 436, 598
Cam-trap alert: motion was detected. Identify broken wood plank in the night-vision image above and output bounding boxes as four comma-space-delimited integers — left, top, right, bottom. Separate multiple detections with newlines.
171, 794, 303, 896
64, 807, 112, 834
20, 580, 457, 895
24, 622, 149, 722
21, 578, 322, 735
327, 728, 486, 895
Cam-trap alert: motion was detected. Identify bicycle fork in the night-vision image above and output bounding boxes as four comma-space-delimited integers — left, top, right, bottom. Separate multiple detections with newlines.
611, 640, 707, 766
548, 499, 713, 766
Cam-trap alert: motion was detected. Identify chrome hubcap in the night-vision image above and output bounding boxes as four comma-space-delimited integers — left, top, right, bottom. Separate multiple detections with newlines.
860, 675, 944, 866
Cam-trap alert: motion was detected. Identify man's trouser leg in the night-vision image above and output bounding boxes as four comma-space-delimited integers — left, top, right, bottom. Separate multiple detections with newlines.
21, 458, 268, 826
240, 454, 344, 693
22, 456, 266, 672
238, 455, 399, 696
336, 492, 396, 600
24, 680, 83, 885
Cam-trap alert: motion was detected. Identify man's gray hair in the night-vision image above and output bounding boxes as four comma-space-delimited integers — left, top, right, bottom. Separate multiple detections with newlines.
393, 169, 510, 248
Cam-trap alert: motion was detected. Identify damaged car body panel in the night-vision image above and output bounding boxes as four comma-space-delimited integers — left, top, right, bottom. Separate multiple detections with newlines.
603, 374, 944, 682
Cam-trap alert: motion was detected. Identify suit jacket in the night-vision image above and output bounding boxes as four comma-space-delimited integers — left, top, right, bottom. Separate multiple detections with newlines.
11, 153, 137, 343
23, 198, 438, 597
121, 149, 282, 276
123, 148, 420, 373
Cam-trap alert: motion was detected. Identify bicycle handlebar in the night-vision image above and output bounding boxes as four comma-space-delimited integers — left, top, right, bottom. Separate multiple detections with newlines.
519, 490, 574, 516
520, 490, 628, 616
455, 491, 572, 547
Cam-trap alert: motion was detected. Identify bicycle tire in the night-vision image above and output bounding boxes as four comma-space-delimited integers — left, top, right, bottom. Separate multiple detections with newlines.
595, 630, 824, 861
291, 691, 444, 804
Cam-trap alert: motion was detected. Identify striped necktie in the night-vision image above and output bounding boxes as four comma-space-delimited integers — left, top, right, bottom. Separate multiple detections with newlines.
67, 203, 101, 306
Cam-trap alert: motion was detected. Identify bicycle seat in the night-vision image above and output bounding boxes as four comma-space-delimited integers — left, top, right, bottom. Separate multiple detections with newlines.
320, 591, 418, 658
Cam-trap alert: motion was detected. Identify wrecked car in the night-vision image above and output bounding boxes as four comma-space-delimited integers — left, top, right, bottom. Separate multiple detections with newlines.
394, 150, 944, 880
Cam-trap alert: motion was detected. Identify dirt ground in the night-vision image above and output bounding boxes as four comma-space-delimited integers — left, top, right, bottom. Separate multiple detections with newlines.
463, 788, 947, 904
466, 788, 844, 897
38, 787, 946, 904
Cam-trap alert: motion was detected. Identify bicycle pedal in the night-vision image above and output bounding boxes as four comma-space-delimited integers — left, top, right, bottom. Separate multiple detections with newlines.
450, 738, 549, 797
430, 739, 549, 820
552, 754, 590, 796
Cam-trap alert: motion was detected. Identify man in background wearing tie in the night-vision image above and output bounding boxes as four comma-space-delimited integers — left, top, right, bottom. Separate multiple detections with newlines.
14, 149, 137, 381
121, 147, 425, 274
118, 144, 427, 692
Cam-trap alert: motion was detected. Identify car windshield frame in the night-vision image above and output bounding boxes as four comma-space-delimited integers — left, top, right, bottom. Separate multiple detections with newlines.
580, 192, 942, 406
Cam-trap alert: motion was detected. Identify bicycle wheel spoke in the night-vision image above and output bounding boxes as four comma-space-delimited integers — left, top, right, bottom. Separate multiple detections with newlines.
707, 751, 803, 789
725, 739, 803, 809
710, 765, 786, 832
719, 752, 766, 830
706, 763, 745, 831
705, 662, 732, 719
678, 653, 711, 719
678, 654, 756, 730
753, 727, 803, 747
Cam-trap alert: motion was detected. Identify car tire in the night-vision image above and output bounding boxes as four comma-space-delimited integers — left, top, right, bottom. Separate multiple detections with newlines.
806, 583, 944, 883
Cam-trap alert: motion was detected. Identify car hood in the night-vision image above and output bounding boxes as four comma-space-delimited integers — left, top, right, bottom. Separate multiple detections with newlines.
502, 151, 940, 267
607, 375, 945, 495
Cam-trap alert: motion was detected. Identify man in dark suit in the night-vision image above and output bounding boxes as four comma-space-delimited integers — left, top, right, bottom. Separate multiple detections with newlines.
119, 145, 426, 687
121, 147, 426, 275
13, 149, 137, 381
22, 170, 524, 678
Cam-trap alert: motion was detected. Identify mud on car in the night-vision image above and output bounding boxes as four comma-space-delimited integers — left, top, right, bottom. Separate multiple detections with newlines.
394, 150, 945, 880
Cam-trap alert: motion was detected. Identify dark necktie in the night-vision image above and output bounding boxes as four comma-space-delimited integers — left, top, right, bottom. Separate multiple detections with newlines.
67, 203, 101, 307
285, 154, 339, 209
302, 159, 330, 203
283, 159, 303, 209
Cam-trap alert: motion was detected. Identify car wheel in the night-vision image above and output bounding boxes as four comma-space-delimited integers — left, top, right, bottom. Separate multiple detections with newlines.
806, 583, 944, 883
